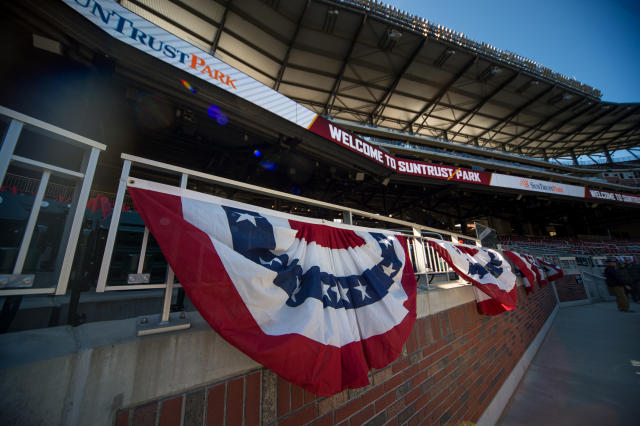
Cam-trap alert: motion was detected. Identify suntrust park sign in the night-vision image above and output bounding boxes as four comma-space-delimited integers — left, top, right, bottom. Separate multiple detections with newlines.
62, 0, 317, 128
63, 1, 640, 205
307, 117, 490, 185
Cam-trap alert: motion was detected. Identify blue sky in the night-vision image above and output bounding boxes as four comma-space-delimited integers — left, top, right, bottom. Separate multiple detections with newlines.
390, 0, 640, 104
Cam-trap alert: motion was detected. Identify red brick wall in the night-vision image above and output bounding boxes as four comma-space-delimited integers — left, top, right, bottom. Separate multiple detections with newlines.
115, 285, 556, 426
554, 275, 588, 302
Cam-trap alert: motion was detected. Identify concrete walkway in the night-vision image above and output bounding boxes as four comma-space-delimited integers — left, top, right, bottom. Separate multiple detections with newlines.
499, 301, 640, 426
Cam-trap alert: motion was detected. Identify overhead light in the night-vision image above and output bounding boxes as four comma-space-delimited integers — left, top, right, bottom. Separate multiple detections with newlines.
379, 27, 402, 50
32, 34, 63, 55
478, 65, 501, 82
388, 29, 403, 40
323, 8, 339, 33
433, 48, 456, 68
382, 177, 390, 186
355, 172, 365, 181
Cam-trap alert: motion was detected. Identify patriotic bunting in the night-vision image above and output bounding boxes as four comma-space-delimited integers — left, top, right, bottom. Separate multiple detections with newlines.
537, 258, 564, 281
503, 250, 537, 293
427, 240, 517, 315
521, 253, 547, 287
127, 179, 416, 396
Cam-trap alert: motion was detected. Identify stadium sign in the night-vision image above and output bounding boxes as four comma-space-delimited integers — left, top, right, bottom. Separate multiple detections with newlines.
62, 0, 639, 206
308, 117, 491, 185
489, 175, 585, 198
62, 0, 318, 129
585, 189, 640, 205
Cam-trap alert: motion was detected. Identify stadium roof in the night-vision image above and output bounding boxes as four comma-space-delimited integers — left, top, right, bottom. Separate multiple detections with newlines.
119, 0, 640, 160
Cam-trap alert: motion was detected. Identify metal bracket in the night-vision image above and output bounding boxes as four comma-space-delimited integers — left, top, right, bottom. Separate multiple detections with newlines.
136, 312, 191, 336
127, 273, 150, 284
0, 274, 35, 289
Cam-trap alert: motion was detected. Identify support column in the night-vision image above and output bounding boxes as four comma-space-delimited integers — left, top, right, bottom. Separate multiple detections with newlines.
604, 146, 613, 164
570, 149, 578, 166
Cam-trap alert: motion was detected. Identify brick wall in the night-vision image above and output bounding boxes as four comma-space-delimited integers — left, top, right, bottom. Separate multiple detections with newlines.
554, 275, 588, 302
114, 285, 556, 426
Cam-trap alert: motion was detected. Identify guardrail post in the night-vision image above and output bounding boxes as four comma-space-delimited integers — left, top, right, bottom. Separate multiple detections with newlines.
342, 210, 352, 225
160, 173, 189, 324
13, 170, 50, 274
96, 160, 131, 292
412, 228, 428, 287
0, 120, 23, 185
56, 147, 101, 295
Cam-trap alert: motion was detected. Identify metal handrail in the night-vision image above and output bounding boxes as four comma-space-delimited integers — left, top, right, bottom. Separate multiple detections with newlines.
97, 153, 474, 292
0, 106, 105, 296
94, 153, 470, 332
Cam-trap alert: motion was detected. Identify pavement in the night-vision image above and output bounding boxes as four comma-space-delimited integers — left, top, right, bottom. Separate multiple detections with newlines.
499, 301, 640, 426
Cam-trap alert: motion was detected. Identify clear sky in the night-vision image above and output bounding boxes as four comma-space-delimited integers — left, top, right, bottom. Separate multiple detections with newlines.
390, 0, 640, 104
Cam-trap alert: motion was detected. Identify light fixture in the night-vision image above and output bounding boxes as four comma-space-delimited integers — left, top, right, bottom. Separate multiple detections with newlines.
32, 34, 63, 55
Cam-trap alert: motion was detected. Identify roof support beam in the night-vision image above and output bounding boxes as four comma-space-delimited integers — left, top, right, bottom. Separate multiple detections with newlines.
369, 37, 428, 125
475, 84, 555, 146
570, 149, 578, 165
604, 146, 613, 164
508, 97, 586, 147
541, 106, 617, 151
126, 0, 211, 47
273, 0, 310, 91
583, 105, 640, 143
324, 13, 367, 116
444, 71, 519, 141
519, 101, 600, 148
628, 149, 640, 161
598, 123, 640, 148
211, 0, 232, 52
404, 55, 478, 133
167, 0, 217, 28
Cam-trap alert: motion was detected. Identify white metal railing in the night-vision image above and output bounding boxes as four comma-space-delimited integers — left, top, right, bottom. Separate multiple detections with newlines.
0, 106, 106, 296
96, 154, 473, 332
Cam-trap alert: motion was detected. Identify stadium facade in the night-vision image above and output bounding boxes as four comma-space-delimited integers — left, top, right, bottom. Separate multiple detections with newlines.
0, 1, 638, 425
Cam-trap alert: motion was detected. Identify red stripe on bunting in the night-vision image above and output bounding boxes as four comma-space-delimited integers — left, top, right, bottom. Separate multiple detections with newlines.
128, 186, 416, 396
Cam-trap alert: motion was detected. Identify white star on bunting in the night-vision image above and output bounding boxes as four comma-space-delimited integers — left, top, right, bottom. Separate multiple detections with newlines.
379, 237, 393, 248
338, 284, 350, 303
322, 283, 330, 300
382, 263, 396, 276
353, 281, 370, 300
330, 284, 339, 302
235, 212, 257, 226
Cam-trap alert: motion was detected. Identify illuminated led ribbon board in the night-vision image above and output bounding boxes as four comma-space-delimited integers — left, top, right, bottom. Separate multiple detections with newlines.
62, 0, 640, 205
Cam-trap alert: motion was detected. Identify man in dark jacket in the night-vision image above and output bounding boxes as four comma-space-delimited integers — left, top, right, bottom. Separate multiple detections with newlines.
604, 258, 631, 312
625, 259, 640, 303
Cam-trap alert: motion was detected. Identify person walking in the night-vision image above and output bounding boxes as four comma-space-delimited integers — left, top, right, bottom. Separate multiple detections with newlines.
604, 258, 632, 312
626, 259, 640, 303
618, 259, 635, 301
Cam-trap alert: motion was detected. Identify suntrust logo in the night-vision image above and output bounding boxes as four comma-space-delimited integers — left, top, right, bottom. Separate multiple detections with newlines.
519, 179, 564, 193
69, 0, 237, 90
